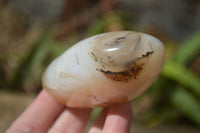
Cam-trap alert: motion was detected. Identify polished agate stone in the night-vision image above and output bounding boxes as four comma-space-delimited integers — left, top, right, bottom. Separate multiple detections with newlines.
42, 31, 165, 108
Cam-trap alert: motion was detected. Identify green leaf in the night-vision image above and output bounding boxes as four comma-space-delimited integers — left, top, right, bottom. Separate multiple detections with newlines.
11, 29, 55, 90
172, 88, 200, 125
173, 31, 200, 65
162, 61, 200, 96
90, 108, 102, 120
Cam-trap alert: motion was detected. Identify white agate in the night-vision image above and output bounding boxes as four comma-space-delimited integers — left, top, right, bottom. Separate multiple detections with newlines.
42, 31, 165, 108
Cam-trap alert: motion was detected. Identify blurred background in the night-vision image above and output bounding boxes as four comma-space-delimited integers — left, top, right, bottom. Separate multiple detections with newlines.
0, 0, 200, 132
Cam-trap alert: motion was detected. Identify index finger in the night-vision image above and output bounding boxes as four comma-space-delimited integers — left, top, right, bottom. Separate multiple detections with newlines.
6, 90, 64, 133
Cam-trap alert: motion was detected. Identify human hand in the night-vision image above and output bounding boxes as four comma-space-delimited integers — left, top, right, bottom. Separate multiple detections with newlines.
6, 90, 133, 133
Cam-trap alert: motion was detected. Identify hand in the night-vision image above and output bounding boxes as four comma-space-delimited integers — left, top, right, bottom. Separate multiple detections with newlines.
6, 90, 133, 133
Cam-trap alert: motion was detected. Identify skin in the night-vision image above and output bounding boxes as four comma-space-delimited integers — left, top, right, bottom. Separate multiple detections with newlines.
6, 90, 133, 133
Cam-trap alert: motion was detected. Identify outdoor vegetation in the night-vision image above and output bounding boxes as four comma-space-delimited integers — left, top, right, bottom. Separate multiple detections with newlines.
0, 0, 200, 132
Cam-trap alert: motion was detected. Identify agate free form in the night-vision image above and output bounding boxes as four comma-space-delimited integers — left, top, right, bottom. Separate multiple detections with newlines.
42, 31, 165, 108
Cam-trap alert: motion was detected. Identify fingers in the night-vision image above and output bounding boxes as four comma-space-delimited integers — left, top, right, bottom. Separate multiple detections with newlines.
89, 103, 133, 133
48, 108, 92, 133
103, 102, 133, 133
6, 89, 133, 133
6, 90, 64, 133
88, 108, 109, 133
